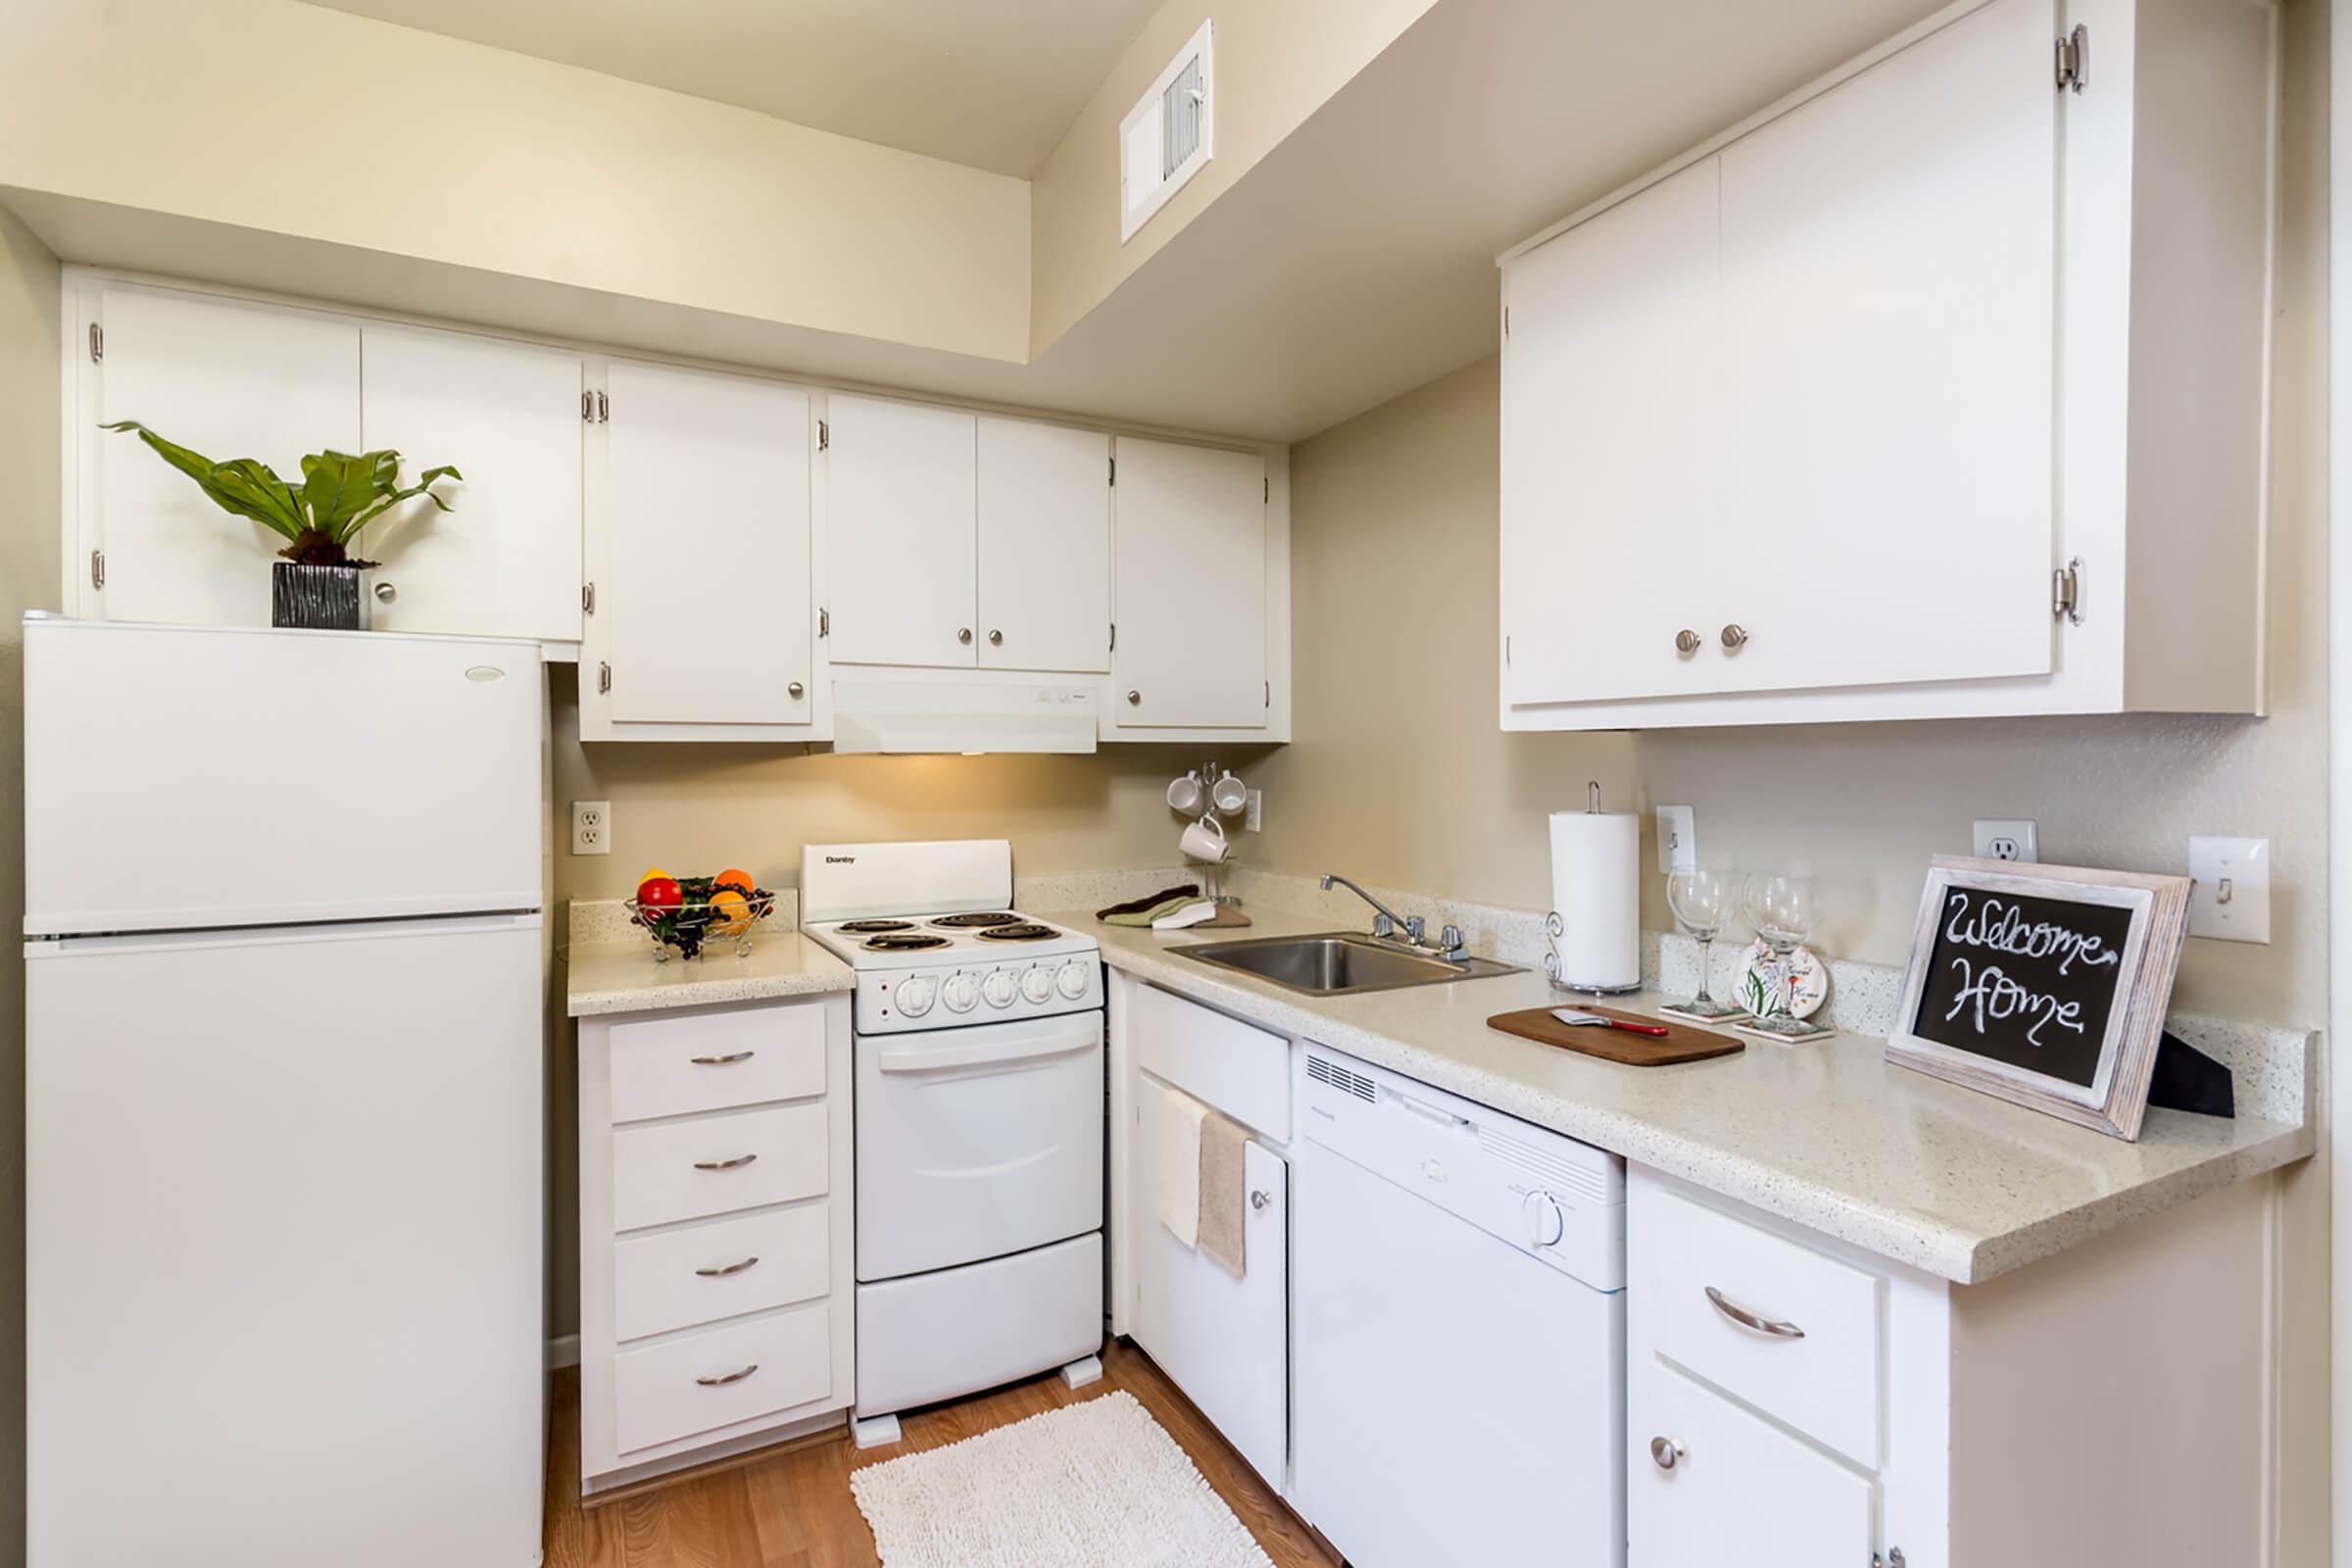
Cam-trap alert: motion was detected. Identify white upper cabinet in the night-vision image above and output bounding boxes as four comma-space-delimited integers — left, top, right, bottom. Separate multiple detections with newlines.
825, 394, 978, 669
588, 360, 812, 732
1109, 437, 1267, 731
359, 324, 584, 643
976, 417, 1111, 674
87, 283, 361, 628
1499, 0, 2274, 730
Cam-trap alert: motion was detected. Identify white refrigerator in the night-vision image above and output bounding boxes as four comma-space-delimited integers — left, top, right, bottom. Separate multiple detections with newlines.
23, 617, 546, 1566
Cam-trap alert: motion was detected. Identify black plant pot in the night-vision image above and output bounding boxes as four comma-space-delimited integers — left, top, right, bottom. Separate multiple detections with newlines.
271, 562, 368, 631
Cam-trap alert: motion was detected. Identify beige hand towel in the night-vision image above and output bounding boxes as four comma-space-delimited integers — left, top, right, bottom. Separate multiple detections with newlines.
1198, 1110, 1250, 1280
1157, 1086, 1208, 1249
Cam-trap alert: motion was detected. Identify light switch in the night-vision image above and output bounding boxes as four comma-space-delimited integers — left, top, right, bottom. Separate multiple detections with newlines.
1655, 806, 1696, 875
2187, 836, 2270, 944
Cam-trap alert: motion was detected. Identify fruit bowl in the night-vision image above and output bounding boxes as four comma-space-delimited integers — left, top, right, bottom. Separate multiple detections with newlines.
625, 877, 778, 961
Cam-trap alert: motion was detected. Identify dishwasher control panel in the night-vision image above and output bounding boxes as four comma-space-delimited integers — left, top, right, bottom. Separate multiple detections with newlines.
1301, 1046, 1625, 1292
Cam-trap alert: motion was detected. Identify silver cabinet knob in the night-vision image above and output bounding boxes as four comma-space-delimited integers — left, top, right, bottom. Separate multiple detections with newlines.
788, 681, 805, 699
1650, 1436, 1684, 1471
1720, 623, 1749, 651
1674, 628, 1700, 655
373, 581, 397, 604
958, 627, 973, 645
1127, 690, 1141, 706
988, 629, 1004, 646
1250, 1190, 1270, 1209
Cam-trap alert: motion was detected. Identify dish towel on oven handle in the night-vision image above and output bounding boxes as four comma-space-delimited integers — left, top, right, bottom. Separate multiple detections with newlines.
1157, 1084, 1208, 1249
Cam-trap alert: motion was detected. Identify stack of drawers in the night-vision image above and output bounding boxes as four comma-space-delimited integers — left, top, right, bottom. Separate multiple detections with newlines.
576, 993, 855, 1492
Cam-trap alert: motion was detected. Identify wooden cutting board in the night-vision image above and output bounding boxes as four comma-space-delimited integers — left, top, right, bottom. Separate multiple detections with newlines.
1487, 1005, 1745, 1066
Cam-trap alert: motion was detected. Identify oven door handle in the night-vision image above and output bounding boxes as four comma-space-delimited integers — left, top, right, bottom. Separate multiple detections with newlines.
875, 1030, 1096, 1074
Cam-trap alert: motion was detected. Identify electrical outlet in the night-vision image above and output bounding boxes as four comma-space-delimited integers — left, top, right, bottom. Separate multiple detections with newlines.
1973, 818, 2038, 862
1245, 788, 1263, 832
571, 800, 612, 857
2188, 835, 2271, 943
1655, 806, 1696, 874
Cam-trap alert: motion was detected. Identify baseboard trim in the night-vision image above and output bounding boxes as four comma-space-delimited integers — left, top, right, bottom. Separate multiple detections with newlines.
546, 1333, 581, 1371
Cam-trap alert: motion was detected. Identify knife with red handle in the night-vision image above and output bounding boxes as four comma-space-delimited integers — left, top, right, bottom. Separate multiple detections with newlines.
1550, 1008, 1671, 1038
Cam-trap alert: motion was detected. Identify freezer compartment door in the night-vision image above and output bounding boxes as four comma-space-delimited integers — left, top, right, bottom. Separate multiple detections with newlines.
25, 914, 544, 1567
24, 617, 541, 934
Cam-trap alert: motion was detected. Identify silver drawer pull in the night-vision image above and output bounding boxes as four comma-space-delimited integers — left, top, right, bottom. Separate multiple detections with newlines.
693, 1153, 759, 1171
689, 1051, 756, 1066
695, 1255, 761, 1278
695, 1363, 760, 1387
1705, 1285, 1804, 1339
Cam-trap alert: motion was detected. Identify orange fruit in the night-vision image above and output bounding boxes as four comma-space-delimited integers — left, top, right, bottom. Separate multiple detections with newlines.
713, 867, 756, 895
708, 887, 753, 936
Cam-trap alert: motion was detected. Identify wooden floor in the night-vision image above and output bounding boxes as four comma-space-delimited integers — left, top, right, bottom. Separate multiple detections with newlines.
542, 1341, 1341, 1567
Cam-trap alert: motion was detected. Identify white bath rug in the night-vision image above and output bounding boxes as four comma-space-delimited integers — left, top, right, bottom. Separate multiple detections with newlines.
850, 1390, 1276, 1568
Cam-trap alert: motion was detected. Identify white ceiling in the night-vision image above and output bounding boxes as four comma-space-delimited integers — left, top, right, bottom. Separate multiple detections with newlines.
294, 0, 1163, 176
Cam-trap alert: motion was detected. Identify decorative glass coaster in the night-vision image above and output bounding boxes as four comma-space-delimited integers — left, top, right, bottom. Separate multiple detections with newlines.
1658, 997, 1748, 1024
1733, 1012, 1838, 1044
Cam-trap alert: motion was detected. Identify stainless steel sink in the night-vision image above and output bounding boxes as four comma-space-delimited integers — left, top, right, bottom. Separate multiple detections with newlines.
1177, 932, 1519, 997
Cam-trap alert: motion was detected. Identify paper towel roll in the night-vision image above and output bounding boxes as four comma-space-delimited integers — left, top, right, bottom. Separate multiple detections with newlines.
1549, 808, 1641, 991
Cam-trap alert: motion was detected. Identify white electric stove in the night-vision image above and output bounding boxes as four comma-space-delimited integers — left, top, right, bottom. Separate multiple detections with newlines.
801, 840, 1105, 1446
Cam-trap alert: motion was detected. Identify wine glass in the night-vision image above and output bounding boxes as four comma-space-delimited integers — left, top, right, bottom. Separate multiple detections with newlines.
1664, 867, 1743, 1019
1743, 873, 1831, 1039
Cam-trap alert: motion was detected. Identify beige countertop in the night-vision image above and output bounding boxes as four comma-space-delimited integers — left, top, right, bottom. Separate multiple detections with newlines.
565, 931, 854, 1017
1054, 906, 2315, 1284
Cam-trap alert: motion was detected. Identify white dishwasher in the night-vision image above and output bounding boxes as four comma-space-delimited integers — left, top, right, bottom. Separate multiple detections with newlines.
1296, 1046, 1627, 1567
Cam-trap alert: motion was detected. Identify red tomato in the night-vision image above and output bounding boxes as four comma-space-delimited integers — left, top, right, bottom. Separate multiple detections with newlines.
636, 875, 684, 912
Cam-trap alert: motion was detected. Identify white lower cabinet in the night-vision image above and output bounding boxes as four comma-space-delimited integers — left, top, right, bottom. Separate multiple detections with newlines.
576, 993, 854, 1493
1634, 1356, 1874, 1568
1113, 976, 1291, 1492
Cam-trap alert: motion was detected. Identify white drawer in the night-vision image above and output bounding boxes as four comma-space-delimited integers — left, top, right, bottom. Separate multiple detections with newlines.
1629, 1355, 1875, 1568
612, 1103, 828, 1232
612, 1202, 831, 1343
1132, 982, 1289, 1139
613, 1301, 834, 1454
1633, 1179, 1883, 1468
608, 1003, 826, 1123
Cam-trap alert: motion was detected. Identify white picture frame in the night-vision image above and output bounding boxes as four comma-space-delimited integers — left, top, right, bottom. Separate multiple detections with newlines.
1886, 856, 2191, 1141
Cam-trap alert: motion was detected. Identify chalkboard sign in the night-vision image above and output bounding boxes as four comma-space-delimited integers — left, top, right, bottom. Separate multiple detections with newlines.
1887, 858, 2192, 1142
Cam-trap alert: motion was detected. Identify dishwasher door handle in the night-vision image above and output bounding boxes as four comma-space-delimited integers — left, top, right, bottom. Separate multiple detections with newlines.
1390, 1091, 1468, 1131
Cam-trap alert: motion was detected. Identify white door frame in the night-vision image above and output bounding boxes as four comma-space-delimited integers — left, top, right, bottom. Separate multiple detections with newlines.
2330, 4, 2348, 1562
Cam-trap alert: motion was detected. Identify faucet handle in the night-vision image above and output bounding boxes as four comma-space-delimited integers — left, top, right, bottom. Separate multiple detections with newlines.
1440, 924, 1465, 954
1403, 915, 1426, 943
1372, 912, 1396, 939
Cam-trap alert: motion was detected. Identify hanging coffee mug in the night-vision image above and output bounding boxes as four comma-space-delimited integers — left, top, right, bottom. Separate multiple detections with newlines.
1179, 813, 1230, 863
1209, 770, 1249, 815
1167, 772, 1206, 814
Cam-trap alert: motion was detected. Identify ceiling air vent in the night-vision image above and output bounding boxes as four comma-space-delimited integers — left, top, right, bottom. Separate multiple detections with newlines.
1120, 20, 1215, 243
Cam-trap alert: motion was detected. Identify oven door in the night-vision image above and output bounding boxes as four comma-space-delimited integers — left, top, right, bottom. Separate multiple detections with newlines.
855, 1009, 1103, 1282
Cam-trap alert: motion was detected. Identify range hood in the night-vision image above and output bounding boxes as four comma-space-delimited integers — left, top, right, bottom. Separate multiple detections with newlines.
831, 680, 1101, 755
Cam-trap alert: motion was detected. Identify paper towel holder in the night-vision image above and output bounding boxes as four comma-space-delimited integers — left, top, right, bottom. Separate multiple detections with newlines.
1546, 780, 1643, 994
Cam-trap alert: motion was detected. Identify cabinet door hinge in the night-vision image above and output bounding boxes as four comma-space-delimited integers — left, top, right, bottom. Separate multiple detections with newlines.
87, 322, 103, 364
1874, 1550, 1907, 1568
582, 390, 609, 424
2055, 24, 2087, 92
2053, 557, 2084, 625
88, 549, 105, 591
1108, 455, 1116, 486
818, 607, 830, 639
598, 390, 610, 422
1503, 306, 1510, 338
1109, 621, 1116, 652
581, 582, 596, 615
1264, 679, 1271, 709
597, 661, 612, 695
1264, 476, 1269, 504
818, 418, 829, 452
1505, 633, 1512, 665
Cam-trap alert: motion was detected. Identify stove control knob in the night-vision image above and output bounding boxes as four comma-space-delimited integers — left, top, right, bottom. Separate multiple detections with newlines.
1524, 1190, 1566, 1250
1019, 965, 1055, 1004
941, 972, 980, 1013
1054, 957, 1094, 1001
982, 969, 1019, 1008
895, 975, 937, 1017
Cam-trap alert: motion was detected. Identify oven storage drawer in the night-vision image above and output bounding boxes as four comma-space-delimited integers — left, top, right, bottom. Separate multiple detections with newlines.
855, 1011, 1102, 1281
1131, 982, 1289, 1139
1130, 1070, 1288, 1491
856, 1233, 1103, 1417
607, 1002, 827, 1123
612, 1301, 834, 1454
1632, 1178, 1883, 1468
612, 1202, 831, 1343
612, 1102, 829, 1232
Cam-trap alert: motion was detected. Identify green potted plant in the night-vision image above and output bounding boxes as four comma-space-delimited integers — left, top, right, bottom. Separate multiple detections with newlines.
102, 421, 461, 631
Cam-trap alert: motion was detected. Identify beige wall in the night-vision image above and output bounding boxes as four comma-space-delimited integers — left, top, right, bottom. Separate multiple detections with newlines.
0, 203, 62, 1566
0, 0, 1031, 366
1027, 0, 1439, 354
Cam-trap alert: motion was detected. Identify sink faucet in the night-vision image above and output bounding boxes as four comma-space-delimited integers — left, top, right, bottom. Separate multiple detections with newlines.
1321, 874, 1467, 960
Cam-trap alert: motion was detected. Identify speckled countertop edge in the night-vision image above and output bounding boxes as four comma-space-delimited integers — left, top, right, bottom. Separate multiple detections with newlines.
1054, 905, 2315, 1284
564, 931, 853, 1017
